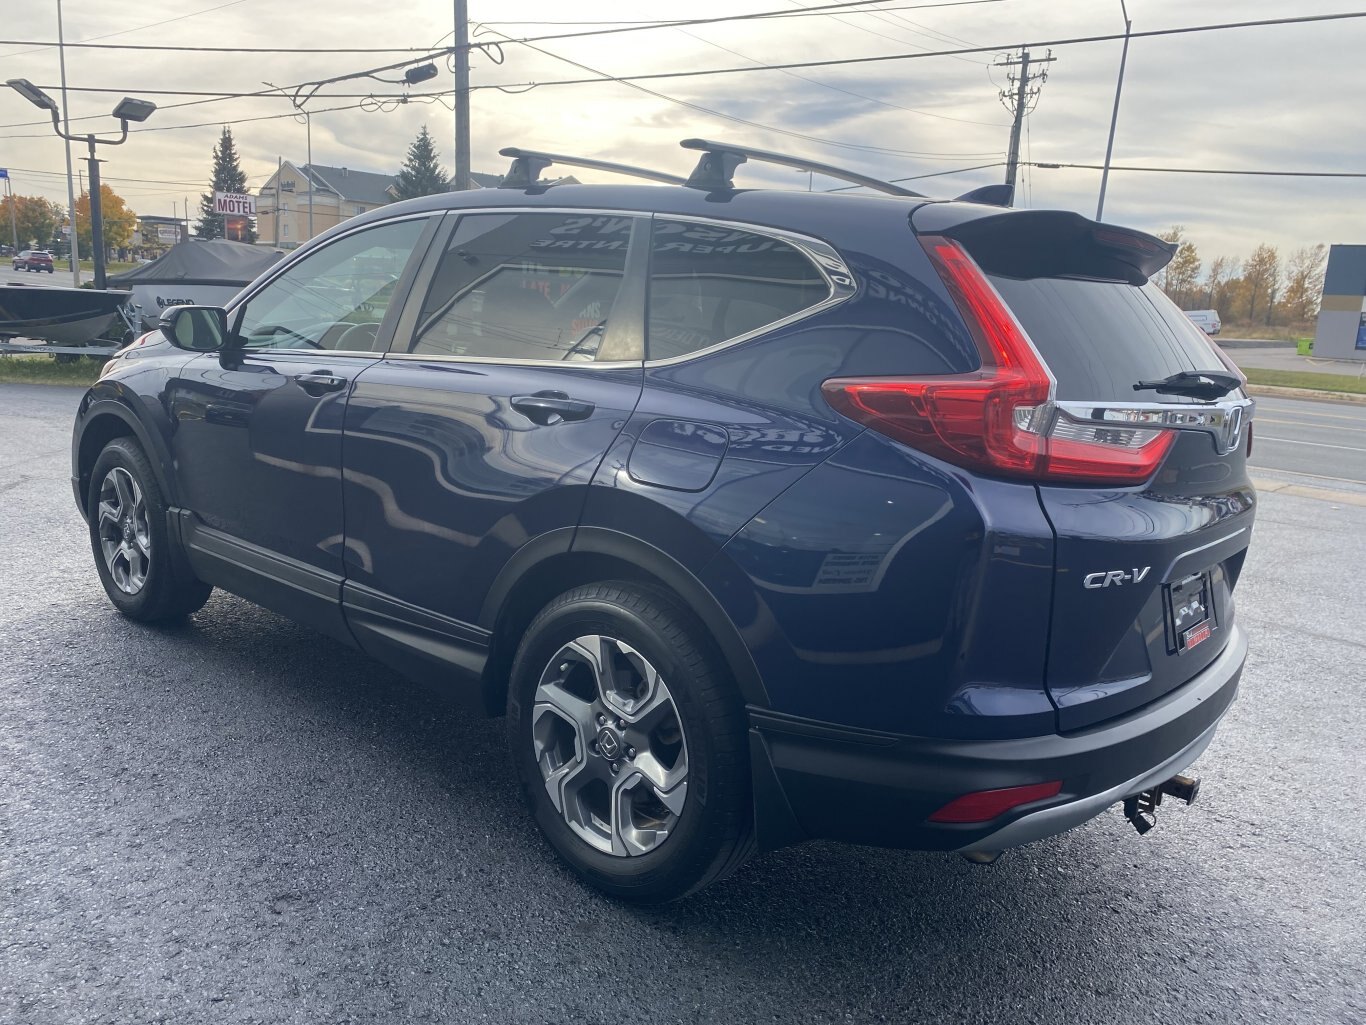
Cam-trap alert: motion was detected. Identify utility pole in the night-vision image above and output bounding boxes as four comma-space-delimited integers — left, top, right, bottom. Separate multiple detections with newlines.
1097, 0, 1132, 221
274, 155, 282, 247
996, 48, 1054, 204
453, 0, 471, 191
56, 0, 80, 284
4, 173, 18, 253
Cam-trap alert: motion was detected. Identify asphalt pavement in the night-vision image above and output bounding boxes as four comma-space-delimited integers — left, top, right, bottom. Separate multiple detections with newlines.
2, 383, 1363, 1025
1250, 395, 1366, 487
0, 265, 70, 288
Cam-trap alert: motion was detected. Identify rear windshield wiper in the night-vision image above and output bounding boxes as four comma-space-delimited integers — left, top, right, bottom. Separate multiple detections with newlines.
1133, 370, 1242, 401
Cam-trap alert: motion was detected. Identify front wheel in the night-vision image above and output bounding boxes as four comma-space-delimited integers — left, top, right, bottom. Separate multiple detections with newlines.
87, 437, 212, 621
508, 582, 754, 902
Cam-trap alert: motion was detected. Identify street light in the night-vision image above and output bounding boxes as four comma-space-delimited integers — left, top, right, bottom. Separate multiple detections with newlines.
6, 78, 156, 289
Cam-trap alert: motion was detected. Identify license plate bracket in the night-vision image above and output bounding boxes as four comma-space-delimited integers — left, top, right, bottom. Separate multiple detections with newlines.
1167, 572, 1213, 653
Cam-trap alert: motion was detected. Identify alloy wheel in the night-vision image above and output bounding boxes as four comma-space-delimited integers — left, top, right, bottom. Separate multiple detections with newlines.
96, 466, 151, 594
531, 634, 689, 857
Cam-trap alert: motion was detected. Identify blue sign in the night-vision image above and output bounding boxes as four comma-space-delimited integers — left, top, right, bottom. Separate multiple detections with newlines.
0, 168, 8, 179
1356, 314, 1366, 350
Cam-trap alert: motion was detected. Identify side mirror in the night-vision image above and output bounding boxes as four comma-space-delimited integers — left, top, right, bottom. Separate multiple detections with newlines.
160, 305, 228, 352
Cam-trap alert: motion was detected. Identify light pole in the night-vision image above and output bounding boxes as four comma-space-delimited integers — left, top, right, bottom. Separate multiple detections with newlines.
6, 79, 156, 288
265, 83, 315, 239
1096, 0, 1132, 222
2, 171, 18, 252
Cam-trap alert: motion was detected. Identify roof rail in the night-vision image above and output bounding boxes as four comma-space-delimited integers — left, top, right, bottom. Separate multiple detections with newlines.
679, 138, 926, 197
498, 147, 688, 189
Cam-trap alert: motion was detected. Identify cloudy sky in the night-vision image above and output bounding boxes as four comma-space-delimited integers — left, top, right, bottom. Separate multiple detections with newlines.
2, 0, 1362, 262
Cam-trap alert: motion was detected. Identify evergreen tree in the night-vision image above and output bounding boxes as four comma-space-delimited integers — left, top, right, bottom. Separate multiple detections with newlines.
391, 126, 450, 201
196, 126, 256, 242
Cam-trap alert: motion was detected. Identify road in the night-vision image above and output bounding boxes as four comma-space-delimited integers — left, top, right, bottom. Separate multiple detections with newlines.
2, 383, 1363, 1025
1251, 394, 1366, 487
0, 264, 69, 288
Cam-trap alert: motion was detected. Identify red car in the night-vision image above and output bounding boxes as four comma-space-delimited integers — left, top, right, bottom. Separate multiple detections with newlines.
12, 250, 55, 273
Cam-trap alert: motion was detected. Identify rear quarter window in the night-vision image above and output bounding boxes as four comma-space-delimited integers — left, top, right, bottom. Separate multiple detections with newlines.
988, 276, 1229, 401
648, 219, 831, 361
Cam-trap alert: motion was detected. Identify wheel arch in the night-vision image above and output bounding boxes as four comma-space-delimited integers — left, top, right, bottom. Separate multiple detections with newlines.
478, 526, 768, 716
75, 399, 177, 519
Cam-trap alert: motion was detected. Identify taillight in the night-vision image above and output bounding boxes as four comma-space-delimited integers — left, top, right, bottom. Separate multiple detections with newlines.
821, 236, 1175, 486
927, 780, 1063, 823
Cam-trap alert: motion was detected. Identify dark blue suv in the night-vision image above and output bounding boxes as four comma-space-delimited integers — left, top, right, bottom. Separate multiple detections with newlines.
71, 142, 1253, 901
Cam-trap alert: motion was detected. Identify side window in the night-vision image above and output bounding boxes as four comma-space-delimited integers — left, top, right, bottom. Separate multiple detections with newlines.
235, 218, 427, 352
648, 219, 831, 361
409, 212, 634, 362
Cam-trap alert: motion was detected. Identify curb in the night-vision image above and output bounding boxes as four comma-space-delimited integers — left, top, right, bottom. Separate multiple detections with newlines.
1245, 384, 1366, 405
1251, 477, 1366, 508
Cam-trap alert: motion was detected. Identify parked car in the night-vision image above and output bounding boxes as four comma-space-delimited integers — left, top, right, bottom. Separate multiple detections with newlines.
1184, 309, 1222, 335
12, 249, 54, 273
71, 142, 1255, 902
0, 244, 14, 258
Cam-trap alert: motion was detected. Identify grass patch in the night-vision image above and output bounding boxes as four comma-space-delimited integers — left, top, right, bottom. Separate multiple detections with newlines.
1244, 367, 1366, 395
0, 354, 102, 385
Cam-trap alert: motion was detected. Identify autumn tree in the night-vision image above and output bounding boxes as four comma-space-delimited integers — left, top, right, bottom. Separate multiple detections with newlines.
1203, 255, 1236, 312
1241, 244, 1279, 324
75, 184, 137, 260
391, 125, 450, 201
0, 193, 64, 250
1279, 244, 1327, 323
196, 126, 256, 241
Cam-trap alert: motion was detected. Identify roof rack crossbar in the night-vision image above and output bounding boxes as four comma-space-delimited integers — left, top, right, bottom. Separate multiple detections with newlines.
679, 138, 926, 197
498, 147, 689, 189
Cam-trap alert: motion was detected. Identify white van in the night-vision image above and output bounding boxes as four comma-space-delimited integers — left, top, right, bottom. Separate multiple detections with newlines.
1184, 309, 1221, 336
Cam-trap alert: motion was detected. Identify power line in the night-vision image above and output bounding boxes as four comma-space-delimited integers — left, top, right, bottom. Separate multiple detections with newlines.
780, 0, 991, 66
477, 27, 1000, 160
824, 159, 1005, 190
464, 11, 1366, 93
5, 10, 1363, 138
1031, 162, 1366, 178
0, 41, 450, 54
0, 0, 251, 59
481, 3, 993, 26
673, 26, 1007, 125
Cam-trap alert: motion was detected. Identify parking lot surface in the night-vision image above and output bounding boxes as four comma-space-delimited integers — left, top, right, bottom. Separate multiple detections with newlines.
2, 383, 1362, 1025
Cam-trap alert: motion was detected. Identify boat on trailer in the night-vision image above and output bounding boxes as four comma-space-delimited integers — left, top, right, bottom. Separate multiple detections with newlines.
0, 284, 136, 348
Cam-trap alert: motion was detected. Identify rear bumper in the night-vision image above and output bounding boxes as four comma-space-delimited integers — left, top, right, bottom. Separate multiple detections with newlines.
748, 623, 1246, 853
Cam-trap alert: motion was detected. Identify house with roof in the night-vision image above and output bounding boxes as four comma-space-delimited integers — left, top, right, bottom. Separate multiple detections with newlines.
255, 161, 508, 247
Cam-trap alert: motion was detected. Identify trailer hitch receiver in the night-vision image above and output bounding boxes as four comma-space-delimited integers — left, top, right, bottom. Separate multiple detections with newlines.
1123, 773, 1201, 835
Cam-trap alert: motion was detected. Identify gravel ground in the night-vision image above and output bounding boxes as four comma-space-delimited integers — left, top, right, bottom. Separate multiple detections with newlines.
1, 383, 1362, 1025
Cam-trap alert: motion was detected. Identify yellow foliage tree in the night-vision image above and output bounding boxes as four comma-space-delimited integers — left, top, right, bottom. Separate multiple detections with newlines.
75, 184, 137, 260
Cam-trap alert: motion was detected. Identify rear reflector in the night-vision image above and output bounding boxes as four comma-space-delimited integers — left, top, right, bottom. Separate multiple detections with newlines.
821, 236, 1175, 486
928, 780, 1063, 824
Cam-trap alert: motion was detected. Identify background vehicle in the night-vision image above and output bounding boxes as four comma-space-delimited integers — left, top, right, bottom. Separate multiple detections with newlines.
1184, 308, 1222, 335
12, 249, 54, 273
70, 141, 1254, 902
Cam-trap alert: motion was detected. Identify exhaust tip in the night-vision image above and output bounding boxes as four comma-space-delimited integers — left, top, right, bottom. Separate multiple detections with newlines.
960, 850, 1002, 865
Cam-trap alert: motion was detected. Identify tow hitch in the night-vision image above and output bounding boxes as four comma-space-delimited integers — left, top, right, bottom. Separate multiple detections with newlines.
1123, 773, 1201, 835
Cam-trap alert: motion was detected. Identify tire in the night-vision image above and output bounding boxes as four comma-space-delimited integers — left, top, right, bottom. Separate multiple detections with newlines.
87, 437, 212, 622
508, 581, 754, 903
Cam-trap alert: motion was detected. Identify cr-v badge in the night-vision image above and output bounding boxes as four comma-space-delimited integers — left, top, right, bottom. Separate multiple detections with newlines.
1083, 567, 1151, 588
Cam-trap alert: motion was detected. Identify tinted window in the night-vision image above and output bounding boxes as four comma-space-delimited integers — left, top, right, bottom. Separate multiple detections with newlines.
648, 220, 830, 360
988, 276, 1229, 401
236, 218, 426, 352
410, 213, 634, 362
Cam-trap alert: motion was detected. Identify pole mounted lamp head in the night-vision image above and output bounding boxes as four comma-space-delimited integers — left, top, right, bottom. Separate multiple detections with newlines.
112, 97, 157, 123
7, 78, 59, 112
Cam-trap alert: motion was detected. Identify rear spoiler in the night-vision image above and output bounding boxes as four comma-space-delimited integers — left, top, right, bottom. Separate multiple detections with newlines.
911, 207, 1176, 285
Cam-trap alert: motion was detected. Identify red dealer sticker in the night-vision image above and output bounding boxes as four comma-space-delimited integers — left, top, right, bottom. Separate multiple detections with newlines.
1182, 621, 1213, 651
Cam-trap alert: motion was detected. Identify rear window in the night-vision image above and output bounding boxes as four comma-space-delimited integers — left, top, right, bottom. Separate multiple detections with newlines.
988, 276, 1228, 401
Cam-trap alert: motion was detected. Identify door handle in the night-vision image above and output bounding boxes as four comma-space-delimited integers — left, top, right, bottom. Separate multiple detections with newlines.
510, 391, 596, 426
295, 370, 347, 395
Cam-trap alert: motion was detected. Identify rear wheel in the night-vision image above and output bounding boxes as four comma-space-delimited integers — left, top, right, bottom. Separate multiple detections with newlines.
508, 582, 753, 902
87, 438, 212, 622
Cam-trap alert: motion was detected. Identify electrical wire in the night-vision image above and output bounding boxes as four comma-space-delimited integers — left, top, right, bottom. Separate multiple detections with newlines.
475, 27, 1000, 160
1030, 162, 1366, 178
0, 0, 252, 60
673, 26, 1007, 126
779, 0, 991, 65
823, 159, 1005, 190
